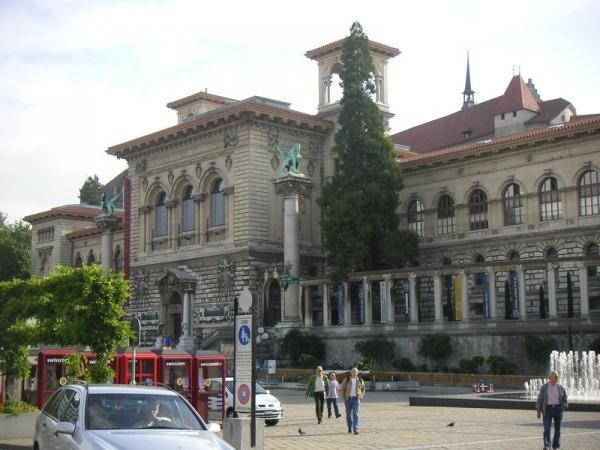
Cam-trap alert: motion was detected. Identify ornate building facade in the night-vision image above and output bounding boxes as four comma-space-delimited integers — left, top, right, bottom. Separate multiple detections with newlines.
25, 38, 600, 370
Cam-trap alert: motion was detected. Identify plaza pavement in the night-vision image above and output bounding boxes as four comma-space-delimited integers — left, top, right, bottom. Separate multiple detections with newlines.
2, 386, 598, 449
264, 387, 600, 450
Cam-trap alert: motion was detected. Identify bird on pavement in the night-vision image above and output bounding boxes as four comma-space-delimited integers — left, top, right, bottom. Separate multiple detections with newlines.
447, 422, 455, 427
298, 428, 306, 435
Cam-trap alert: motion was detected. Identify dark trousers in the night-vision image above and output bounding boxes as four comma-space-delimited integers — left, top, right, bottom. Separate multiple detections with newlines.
543, 405, 563, 449
313, 391, 325, 420
327, 397, 340, 417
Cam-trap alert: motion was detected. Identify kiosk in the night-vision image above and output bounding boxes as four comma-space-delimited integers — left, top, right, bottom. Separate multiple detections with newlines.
193, 351, 226, 422
116, 349, 158, 385
155, 349, 193, 401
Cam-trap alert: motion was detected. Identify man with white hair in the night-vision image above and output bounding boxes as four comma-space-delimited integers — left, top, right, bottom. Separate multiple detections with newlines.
536, 370, 568, 450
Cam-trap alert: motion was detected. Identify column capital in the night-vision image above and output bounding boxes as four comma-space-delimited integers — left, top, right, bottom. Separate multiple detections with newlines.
409, 272, 417, 280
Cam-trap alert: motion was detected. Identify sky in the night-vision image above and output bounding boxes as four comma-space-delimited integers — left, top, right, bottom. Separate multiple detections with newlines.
1, 0, 599, 224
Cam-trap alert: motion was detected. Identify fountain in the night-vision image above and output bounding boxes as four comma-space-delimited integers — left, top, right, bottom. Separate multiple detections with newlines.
525, 350, 600, 401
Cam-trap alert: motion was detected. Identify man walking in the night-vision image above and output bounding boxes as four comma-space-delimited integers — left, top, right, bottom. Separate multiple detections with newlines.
536, 370, 568, 450
341, 367, 365, 435
305, 365, 328, 424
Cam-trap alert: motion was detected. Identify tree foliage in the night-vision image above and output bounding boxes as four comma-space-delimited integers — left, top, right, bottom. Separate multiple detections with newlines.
418, 334, 453, 368
280, 329, 325, 365
0, 212, 31, 282
317, 22, 418, 278
355, 335, 395, 368
79, 175, 104, 206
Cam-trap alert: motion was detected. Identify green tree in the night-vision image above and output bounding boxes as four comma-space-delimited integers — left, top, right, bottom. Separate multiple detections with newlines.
79, 174, 104, 205
317, 22, 418, 278
0, 212, 31, 281
418, 334, 453, 370
281, 329, 325, 365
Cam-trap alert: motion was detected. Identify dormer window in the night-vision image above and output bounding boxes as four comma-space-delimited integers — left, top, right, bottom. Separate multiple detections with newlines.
501, 113, 505, 120
462, 130, 472, 140
512, 111, 517, 117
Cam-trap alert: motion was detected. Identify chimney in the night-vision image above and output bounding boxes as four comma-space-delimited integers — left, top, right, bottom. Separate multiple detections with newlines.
527, 78, 541, 102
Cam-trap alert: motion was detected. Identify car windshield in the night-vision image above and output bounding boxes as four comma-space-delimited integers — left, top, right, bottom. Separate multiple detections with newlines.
86, 393, 205, 431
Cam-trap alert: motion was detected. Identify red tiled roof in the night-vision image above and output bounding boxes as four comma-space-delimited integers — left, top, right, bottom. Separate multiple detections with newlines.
391, 75, 573, 154
397, 116, 600, 169
496, 75, 540, 114
305, 38, 400, 60
24, 204, 122, 224
107, 98, 332, 158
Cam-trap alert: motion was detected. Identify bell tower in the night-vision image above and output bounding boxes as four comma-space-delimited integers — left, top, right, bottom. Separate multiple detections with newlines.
305, 38, 400, 132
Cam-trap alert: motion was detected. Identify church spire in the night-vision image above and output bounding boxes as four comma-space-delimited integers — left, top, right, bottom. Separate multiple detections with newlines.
462, 52, 475, 110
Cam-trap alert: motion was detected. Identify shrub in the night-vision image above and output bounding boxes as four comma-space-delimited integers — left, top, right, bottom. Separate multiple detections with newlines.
281, 329, 325, 366
355, 335, 395, 368
357, 359, 374, 371
525, 335, 558, 367
392, 357, 416, 372
486, 355, 518, 375
298, 354, 317, 369
418, 334, 453, 367
0, 400, 38, 415
458, 355, 485, 374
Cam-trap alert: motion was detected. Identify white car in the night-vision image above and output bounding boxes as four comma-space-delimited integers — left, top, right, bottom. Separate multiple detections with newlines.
33, 383, 234, 450
211, 377, 283, 426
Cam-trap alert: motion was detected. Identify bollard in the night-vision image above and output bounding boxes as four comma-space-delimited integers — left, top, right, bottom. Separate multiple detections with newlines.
223, 417, 265, 450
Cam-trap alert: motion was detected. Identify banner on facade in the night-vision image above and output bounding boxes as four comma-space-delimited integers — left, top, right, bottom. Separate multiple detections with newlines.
454, 274, 462, 321
379, 281, 387, 323
403, 280, 410, 316
358, 282, 365, 324
482, 273, 490, 318
336, 283, 344, 325
509, 271, 520, 316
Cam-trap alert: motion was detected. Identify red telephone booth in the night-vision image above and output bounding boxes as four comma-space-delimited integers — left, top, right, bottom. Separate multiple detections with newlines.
193, 351, 226, 422
117, 349, 158, 385
156, 349, 193, 401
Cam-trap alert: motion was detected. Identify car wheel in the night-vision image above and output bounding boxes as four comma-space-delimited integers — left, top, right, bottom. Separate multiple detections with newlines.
265, 419, 278, 426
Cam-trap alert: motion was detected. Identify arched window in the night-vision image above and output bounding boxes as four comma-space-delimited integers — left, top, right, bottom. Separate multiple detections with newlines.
503, 183, 523, 225
544, 247, 558, 259
473, 254, 485, 286
437, 195, 455, 235
539, 177, 561, 221
155, 191, 167, 237
508, 251, 520, 261
586, 243, 599, 277
211, 179, 225, 227
407, 200, 424, 237
579, 169, 600, 216
469, 189, 488, 230
181, 185, 195, 232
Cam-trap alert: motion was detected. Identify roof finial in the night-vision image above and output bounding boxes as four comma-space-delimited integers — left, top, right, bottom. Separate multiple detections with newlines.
462, 51, 475, 110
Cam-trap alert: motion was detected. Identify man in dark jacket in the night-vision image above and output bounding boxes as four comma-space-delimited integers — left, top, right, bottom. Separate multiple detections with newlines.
536, 370, 568, 450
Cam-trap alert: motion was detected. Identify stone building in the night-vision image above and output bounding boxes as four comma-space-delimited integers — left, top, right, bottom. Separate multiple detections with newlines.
25, 37, 600, 371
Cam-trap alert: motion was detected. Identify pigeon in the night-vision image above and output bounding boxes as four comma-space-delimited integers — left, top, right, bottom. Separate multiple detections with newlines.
298, 428, 306, 435
446, 422, 455, 427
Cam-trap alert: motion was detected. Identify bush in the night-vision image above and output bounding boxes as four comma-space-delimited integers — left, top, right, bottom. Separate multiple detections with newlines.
281, 329, 325, 366
588, 335, 600, 354
418, 334, 453, 367
525, 335, 557, 367
355, 335, 395, 368
458, 355, 485, 374
298, 354, 317, 369
0, 400, 38, 415
357, 359, 374, 371
392, 357, 416, 372
486, 355, 518, 375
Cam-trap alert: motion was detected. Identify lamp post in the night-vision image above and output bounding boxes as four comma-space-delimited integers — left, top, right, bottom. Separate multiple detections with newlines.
130, 317, 141, 384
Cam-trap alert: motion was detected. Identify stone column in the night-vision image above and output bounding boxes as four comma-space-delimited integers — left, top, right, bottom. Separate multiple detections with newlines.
363, 277, 372, 325
322, 283, 329, 327
433, 272, 443, 323
487, 268, 497, 320
179, 289, 195, 351
302, 284, 312, 327
547, 263, 558, 319
273, 175, 312, 322
578, 264, 590, 318
460, 269, 469, 322
517, 265, 527, 320
165, 200, 177, 248
408, 273, 418, 323
344, 282, 351, 326
384, 274, 393, 324
94, 214, 119, 269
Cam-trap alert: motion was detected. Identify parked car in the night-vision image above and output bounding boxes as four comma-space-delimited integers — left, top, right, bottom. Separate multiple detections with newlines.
210, 377, 283, 426
33, 383, 234, 450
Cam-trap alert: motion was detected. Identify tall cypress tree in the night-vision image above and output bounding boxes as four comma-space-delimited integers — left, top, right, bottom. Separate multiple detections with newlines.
318, 22, 418, 278
79, 174, 103, 205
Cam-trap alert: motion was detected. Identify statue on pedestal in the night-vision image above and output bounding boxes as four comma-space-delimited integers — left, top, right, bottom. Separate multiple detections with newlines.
275, 143, 303, 177
101, 188, 123, 215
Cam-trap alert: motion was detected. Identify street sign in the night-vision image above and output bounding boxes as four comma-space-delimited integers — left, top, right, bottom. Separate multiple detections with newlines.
235, 314, 253, 413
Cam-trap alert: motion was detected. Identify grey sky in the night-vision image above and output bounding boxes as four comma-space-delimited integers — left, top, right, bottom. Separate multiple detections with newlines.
1, 0, 598, 223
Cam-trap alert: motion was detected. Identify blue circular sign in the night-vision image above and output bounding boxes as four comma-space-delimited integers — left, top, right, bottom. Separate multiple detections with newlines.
238, 324, 251, 345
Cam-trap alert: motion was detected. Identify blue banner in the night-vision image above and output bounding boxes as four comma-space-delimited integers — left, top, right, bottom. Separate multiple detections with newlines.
482, 273, 489, 318
336, 283, 344, 325
358, 282, 365, 324
509, 271, 519, 316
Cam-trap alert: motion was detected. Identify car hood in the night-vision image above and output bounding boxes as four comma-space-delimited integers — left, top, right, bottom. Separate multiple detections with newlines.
256, 393, 281, 407
86, 429, 232, 450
